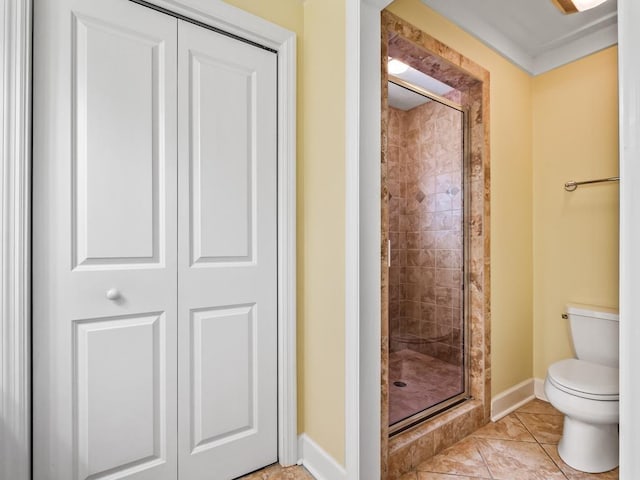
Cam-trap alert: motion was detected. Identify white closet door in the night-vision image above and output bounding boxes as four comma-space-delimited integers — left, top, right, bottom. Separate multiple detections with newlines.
177, 20, 278, 480
33, 1, 178, 479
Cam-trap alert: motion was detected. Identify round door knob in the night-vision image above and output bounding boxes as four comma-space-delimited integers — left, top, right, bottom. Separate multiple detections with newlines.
106, 288, 121, 300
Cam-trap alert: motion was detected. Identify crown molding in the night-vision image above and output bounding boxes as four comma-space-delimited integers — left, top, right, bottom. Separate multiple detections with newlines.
533, 20, 617, 74
421, 0, 617, 75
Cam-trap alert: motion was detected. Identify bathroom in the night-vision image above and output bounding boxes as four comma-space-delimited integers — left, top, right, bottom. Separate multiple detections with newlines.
379, 0, 620, 478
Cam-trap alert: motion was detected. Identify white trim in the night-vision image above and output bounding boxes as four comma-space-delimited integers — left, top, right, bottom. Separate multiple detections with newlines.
420, 0, 617, 75
490, 379, 535, 422
490, 378, 555, 422
298, 434, 347, 480
344, 1, 392, 479
534, 377, 549, 402
136, 0, 294, 50
275, 26, 298, 469
0, 0, 298, 476
532, 21, 618, 75
619, 0, 640, 477
365, 0, 395, 8
0, 1, 32, 480
344, 1, 361, 479
535, 11, 616, 52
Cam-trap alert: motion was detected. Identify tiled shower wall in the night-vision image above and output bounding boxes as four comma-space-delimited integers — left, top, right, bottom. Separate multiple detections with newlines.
388, 99, 464, 366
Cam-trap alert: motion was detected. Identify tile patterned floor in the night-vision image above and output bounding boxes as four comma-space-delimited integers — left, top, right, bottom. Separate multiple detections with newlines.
238, 400, 618, 480
239, 463, 314, 480
389, 349, 464, 425
400, 399, 619, 480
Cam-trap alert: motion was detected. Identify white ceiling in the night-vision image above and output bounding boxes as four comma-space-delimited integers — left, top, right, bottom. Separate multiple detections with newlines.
419, 0, 618, 75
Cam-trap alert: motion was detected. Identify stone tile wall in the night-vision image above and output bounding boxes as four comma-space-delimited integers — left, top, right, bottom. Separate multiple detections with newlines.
388, 99, 464, 366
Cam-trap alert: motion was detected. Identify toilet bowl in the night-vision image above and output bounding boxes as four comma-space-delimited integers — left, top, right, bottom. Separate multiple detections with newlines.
544, 359, 618, 473
544, 304, 619, 473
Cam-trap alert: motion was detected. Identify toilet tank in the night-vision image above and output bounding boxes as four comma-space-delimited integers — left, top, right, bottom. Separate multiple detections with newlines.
567, 304, 619, 368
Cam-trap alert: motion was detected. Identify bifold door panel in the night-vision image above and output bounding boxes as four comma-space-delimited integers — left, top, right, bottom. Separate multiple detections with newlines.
33, 1, 178, 479
33, 1, 278, 479
177, 19, 278, 480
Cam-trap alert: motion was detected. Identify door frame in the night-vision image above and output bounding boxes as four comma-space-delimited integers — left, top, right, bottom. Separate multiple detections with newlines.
346, 1, 640, 480
344, 1, 392, 479
0, 1, 297, 478
618, 0, 640, 476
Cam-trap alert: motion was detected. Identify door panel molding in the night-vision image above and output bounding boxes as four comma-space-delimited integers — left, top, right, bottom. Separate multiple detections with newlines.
0, 1, 297, 479
188, 50, 256, 266
189, 304, 256, 453
73, 312, 167, 480
72, 11, 168, 269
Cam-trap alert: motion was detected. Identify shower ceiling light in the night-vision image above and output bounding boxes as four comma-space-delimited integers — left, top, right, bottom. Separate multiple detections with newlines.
551, 0, 609, 14
388, 58, 409, 75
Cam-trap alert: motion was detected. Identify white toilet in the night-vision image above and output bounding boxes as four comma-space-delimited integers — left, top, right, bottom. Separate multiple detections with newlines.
544, 304, 619, 473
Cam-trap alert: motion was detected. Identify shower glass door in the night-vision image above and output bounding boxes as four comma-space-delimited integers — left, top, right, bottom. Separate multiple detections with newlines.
387, 76, 469, 433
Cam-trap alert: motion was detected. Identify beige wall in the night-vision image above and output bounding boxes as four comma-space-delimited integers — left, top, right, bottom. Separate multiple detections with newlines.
387, 0, 534, 396
532, 47, 619, 379
299, 0, 346, 464
221, 0, 618, 467
222, 0, 346, 465
221, 0, 303, 36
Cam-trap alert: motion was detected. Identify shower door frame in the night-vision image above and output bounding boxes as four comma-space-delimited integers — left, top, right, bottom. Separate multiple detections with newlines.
386, 75, 472, 435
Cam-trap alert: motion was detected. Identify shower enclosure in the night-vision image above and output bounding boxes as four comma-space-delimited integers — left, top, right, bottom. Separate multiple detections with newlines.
387, 75, 469, 433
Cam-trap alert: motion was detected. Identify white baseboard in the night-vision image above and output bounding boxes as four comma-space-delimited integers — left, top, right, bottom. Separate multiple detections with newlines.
298, 434, 347, 480
534, 377, 548, 401
491, 378, 535, 421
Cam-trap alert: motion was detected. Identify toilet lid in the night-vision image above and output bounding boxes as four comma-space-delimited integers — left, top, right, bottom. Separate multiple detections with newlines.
548, 359, 618, 399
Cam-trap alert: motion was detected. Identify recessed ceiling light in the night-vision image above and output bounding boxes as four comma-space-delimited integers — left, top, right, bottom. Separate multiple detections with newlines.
388, 58, 409, 75
552, 0, 608, 14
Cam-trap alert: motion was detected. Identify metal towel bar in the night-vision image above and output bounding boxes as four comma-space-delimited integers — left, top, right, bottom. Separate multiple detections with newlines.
564, 176, 620, 192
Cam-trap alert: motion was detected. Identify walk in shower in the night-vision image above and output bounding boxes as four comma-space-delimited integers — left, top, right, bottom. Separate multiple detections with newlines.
386, 72, 469, 433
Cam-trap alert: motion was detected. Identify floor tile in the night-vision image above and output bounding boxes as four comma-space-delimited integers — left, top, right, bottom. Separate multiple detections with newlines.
516, 398, 562, 416
516, 412, 564, 444
402, 400, 619, 480
240, 402, 618, 480
239, 464, 314, 480
416, 473, 489, 480
542, 443, 619, 480
415, 437, 492, 478
471, 413, 536, 442
475, 438, 566, 480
